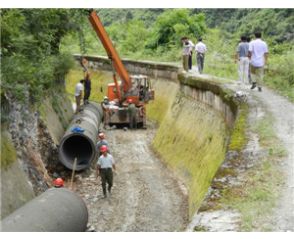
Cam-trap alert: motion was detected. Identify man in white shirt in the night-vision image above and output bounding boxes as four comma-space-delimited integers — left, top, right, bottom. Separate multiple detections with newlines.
195, 38, 207, 74
248, 32, 269, 91
75, 79, 84, 113
96, 145, 116, 198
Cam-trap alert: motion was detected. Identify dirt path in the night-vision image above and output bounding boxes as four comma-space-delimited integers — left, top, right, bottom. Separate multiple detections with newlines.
224, 82, 294, 231
74, 128, 188, 232
251, 87, 294, 231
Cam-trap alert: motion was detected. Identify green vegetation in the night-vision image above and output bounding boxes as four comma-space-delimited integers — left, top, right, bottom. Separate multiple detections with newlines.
1, 9, 76, 104
229, 104, 249, 151
1, 132, 17, 169
2, 9, 292, 104
252, 115, 287, 158
148, 79, 229, 217
221, 113, 285, 231
61, 9, 293, 101
65, 69, 114, 103
222, 160, 281, 231
61, 9, 206, 62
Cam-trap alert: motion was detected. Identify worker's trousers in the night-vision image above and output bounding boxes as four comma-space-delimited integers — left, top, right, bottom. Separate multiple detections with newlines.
250, 65, 264, 87
182, 55, 189, 71
196, 53, 205, 74
75, 95, 82, 113
84, 89, 91, 103
188, 51, 193, 70
128, 111, 137, 129
238, 57, 250, 85
100, 168, 113, 196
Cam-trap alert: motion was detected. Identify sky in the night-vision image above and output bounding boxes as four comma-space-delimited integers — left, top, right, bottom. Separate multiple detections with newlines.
2, 0, 294, 8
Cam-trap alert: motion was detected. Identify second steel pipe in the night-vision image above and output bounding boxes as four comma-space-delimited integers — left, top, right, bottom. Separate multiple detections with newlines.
59, 102, 103, 171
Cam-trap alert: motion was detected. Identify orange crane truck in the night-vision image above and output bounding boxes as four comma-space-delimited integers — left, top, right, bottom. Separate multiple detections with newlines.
86, 10, 154, 128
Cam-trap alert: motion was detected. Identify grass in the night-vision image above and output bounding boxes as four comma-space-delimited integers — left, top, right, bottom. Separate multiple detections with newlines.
1, 131, 17, 169
151, 89, 229, 217
228, 103, 249, 151
222, 160, 282, 231
221, 112, 285, 231
65, 68, 114, 104
252, 114, 287, 158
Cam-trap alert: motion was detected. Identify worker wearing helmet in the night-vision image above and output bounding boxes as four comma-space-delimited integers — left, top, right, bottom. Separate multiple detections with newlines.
127, 98, 137, 129
53, 178, 64, 188
96, 145, 116, 198
96, 132, 110, 155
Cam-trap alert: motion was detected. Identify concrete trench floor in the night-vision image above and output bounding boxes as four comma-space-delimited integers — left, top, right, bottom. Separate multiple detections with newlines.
73, 127, 188, 232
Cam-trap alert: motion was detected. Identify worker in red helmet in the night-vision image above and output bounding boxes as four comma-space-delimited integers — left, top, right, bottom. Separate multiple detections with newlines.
53, 178, 64, 188
96, 132, 109, 155
96, 145, 116, 198
127, 98, 137, 129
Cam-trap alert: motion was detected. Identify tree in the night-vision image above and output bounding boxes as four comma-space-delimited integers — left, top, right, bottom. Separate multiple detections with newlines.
1, 9, 79, 103
146, 9, 206, 49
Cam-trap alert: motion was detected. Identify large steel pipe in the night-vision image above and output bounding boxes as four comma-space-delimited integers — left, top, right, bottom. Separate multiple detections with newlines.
59, 102, 103, 171
1, 188, 88, 232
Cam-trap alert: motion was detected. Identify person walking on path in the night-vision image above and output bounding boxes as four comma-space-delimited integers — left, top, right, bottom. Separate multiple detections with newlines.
188, 38, 194, 71
248, 32, 268, 92
235, 36, 250, 86
181, 37, 190, 72
195, 38, 207, 74
96, 145, 116, 198
247, 36, 252, 84
83, 72, 91, 104
75, 79, 84, 113
96, 132, 109, 155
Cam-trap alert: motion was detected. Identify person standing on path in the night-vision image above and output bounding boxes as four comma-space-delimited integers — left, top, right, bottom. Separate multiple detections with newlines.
181, 37, 190, 72
101, 96, 110, 129
83, 72, 91, 104
96, 132, 109, 155
127, 98, 138, 129
235, 36, 250, 86
248, 32, 268, 92
75, 79, 84, 113
96, 145, 116, 198
195, 38, 207, 74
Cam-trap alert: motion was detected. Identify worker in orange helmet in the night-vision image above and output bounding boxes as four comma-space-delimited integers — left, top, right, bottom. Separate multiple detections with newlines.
96, 145, 116, 198
96, 132, 109, 155
53, 178, 64, 188
127, 98, 137, 129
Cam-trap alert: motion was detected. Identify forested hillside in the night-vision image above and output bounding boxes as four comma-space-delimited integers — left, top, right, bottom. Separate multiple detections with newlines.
61, 8, 294, 100
1, 9, 294, 105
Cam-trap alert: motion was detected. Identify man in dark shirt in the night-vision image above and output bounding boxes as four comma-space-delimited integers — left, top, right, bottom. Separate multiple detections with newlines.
84, 72, 91, 104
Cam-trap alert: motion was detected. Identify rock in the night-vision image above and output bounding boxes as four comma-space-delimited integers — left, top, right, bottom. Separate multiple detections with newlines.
226, 151, 239, 160
187, 210, 241, 232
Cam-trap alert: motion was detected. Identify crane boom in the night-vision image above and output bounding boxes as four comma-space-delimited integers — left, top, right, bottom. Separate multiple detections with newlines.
88, 11, 131, 93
